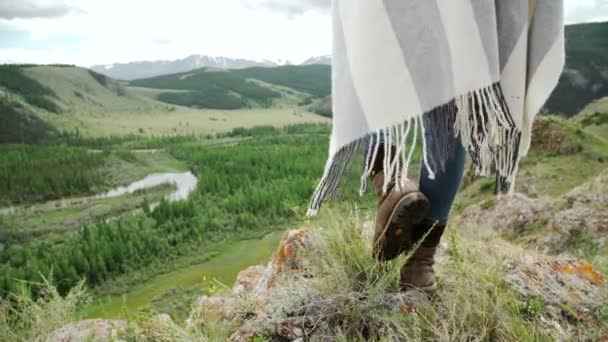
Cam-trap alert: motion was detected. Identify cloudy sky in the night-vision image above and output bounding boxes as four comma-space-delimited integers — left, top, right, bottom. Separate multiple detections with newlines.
0, 0, 606, 67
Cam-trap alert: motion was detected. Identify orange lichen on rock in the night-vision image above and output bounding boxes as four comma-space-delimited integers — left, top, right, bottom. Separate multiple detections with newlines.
273, 229, 313, 271
506, 258, 608, 323
576, 262, 605, 285
557, 261, 605, 285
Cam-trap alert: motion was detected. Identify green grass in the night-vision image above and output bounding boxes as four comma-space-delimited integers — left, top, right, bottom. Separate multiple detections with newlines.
516, 154, 606, 197
574, 97, 608, 139
83, 231, 283, 321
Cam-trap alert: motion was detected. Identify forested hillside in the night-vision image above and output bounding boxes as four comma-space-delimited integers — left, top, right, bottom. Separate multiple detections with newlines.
130, 69, 281, 109
129, 64, 331, 110
545, 21, 608, 116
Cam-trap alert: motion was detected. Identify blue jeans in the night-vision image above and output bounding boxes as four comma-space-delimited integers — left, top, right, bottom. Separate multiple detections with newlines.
367, 111, 465, 225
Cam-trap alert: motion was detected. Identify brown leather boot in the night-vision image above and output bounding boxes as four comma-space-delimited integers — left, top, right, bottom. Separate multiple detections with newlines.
400, 220, 446, 292
372, 173, 430, 261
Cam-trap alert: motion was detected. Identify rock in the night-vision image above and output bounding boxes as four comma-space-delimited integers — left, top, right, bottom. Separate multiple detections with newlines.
275, 321, 305, 340
188, 229, 315, 329
531, 117, 581, 155
233, 265, 266, 295
459, 193, 548, 232
252, 229, 315, 299
550, 207, 608, 234
151, 313, 173, 328
44, 319, 126, 342
558, 169, 608, 210
459, 170, 608, 255
505, 258, 607, 321
230, 324, 262, 342
186, 296, 239, 328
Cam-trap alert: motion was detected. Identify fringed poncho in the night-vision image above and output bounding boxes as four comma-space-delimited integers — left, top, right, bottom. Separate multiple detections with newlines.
309, 0, 565, 215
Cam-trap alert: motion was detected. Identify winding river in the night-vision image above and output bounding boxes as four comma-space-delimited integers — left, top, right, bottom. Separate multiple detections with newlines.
97, 171, 198, 202
0, 171, 198, 216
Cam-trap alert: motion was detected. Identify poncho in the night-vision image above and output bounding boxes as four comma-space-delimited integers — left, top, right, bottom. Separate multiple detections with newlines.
309, 0, 565, 215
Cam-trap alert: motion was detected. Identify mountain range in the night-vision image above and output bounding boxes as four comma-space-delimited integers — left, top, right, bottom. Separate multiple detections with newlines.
91, 55, 331, 81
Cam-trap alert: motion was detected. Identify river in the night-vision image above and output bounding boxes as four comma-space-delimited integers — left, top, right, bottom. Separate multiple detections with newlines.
0, 171, 198, 216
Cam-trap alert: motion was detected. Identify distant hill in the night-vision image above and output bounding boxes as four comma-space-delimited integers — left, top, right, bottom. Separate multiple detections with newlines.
545, 21, 608, 117
130, 64, 331, 110
0, 65, 329, 141
91, 55, 278, 81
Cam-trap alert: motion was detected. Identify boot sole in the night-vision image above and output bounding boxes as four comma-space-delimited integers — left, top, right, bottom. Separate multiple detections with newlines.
375, 192, 430, 261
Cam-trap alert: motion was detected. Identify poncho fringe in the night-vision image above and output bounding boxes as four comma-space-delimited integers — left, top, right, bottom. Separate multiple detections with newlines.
308, 82, 521, 216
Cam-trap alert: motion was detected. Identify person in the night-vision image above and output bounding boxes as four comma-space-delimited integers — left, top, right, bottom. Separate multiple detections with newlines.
367, 109, 465, 292
308, 0, 565, 293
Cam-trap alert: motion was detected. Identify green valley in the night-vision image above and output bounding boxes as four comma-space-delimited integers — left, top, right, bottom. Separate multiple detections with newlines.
0, 64, 329, 141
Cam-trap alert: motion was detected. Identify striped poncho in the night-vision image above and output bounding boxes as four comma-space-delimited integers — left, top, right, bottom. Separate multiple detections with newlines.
309, 0, 565, 214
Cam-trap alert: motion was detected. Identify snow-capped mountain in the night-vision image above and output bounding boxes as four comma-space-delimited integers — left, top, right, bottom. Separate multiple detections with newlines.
91, 55, 279, 80
301, 55, 332, 66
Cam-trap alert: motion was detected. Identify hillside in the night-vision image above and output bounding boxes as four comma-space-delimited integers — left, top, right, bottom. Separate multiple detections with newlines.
91, 55, 278, 81
0, 65, 328, 141
129, 64, 331, 110
572, 97, 608, 139
545, 21, 608, 117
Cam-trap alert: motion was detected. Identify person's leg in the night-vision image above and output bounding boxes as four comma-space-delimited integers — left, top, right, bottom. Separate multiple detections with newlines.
364, 134, 430, 261
401, 108, 466, 292
414, 134, 466, 245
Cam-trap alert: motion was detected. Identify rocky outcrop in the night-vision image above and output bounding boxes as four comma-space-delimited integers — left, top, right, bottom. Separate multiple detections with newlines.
506, 258, 606, 323
44, 320, 126, 342
189, 224, 607, 341
187, 229, 315, 330
49, 217, 608, 341
458, 170, 608, 254
459, 194, 549, 232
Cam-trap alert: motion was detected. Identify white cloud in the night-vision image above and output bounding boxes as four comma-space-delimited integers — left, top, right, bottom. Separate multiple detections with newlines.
240, 0, 329, 16
564, 0, 608, 24
0, 0, 331, 66
0, 0, 605, 67
0, 0, 82, 20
